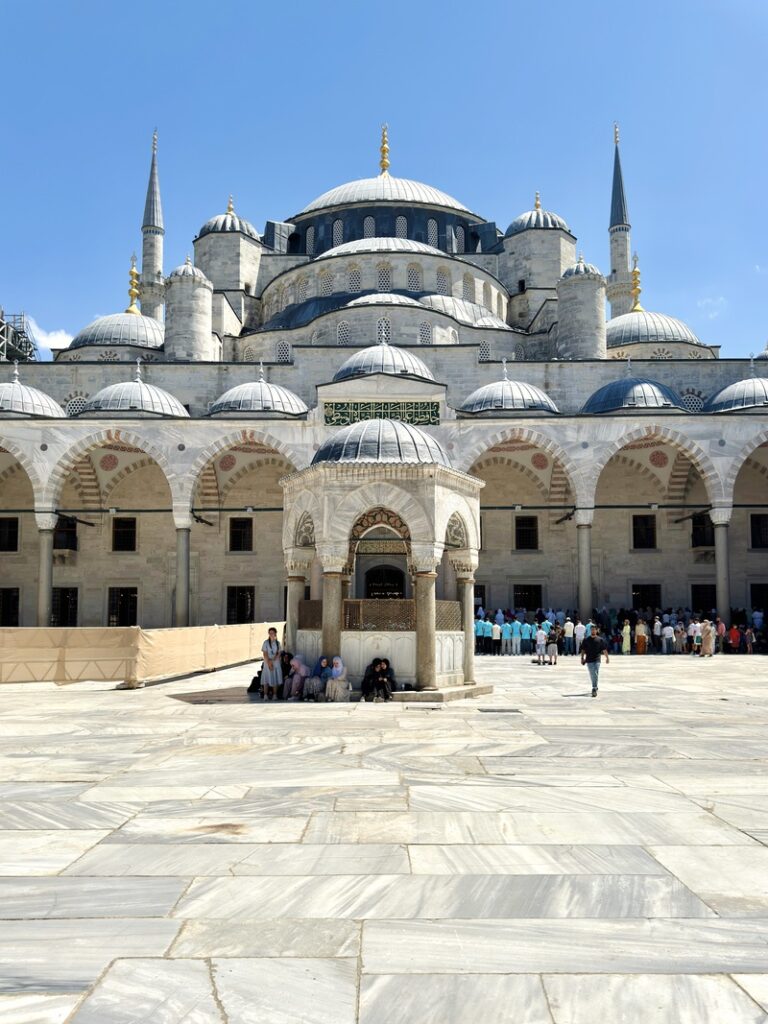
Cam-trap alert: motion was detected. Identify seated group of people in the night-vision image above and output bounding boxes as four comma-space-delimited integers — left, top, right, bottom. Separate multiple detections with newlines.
360, 658, 397, 702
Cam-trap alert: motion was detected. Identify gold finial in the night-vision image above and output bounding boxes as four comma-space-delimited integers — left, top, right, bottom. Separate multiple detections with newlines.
135, 357, 143, 382
258, 360, 265, 380
502, 357, 509, 381
227, 194, 235, 215
630, 252, 644, 311
152, 128, 158, 155
379, 123, 390, 175
534, 191, 542, 211
614, 122, 620, 145
125, 254, 141, 315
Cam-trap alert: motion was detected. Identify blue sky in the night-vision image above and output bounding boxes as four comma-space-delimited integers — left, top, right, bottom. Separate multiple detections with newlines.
2, 0, 766, 359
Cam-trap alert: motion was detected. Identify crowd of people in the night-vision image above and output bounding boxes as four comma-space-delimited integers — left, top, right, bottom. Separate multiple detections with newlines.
474, 605, 765, 659
249, 628, 400, 702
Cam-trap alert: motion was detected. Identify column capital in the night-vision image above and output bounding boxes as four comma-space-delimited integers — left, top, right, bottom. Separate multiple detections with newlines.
284, 546, 312, 577
316, 544, 349, 574
34, 512, 58, 532
448, 547, 479, 576
574, 508, 595, 528
709, 505, 733, 527
411, 541, 443, 574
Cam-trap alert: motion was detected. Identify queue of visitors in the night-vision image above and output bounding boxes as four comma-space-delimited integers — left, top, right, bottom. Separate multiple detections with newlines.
474, 605, 765, 657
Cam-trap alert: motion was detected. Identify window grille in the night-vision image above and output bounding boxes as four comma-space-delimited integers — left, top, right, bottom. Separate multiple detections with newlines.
395, 215, 407, 238
419, 322, 433, 345
478, 339, 491, 361
427, 219, 438, 247
436, 268, 450, 295
297, 277, 308, 303
305, 226, 315, 255
337, 320, 351, 345
377, 264, 392, 292
377, 317, 391, 344
363, 216, 375, 238
332, 219, 343, 247
65, 397, 86, 417
348, 266, 362, 293
455, 226, 465, 253
463, 273, 474, 302
407, 264, 422, 291
319, 271, 333, 297
277, 342, 292, 363
681, 391, 705, 413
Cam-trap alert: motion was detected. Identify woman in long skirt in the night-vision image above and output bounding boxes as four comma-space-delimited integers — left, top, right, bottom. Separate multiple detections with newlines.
700, 620, 715, 657
260, 627, 282, 700
325, 656, 350, 702
621, 620, 632, 655
305, 656, 332, 701
635, 619, 648, 656
284, 655, 310, 700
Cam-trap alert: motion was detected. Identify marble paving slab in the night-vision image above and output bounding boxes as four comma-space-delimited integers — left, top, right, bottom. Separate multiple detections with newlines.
408, 843, 669, 875
106, 810, 309, 844
649, 846, 768, 916
0, 993, 83, 1023
733, 976, 768, 1013
172, 918, 360, 958
0, 830, 109, 875
359, 974, 553, 1023
0, 876, 188, 919
407, 784, 695, 812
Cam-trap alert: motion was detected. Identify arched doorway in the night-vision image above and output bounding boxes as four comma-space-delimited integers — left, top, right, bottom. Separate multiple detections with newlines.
365, 565, 405, 599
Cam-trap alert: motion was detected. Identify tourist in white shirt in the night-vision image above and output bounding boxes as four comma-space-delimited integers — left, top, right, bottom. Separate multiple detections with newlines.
574, 619, 586, 654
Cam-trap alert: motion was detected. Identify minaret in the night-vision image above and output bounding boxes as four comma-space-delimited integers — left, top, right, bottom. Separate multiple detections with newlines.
606, 123, 633, 318
140, 130, 165, 321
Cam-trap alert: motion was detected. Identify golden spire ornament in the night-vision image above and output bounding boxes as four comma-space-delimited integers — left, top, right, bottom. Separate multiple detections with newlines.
534, 191, 542, 211
379, 123, 390, 175
125, 254, 141, 315
630, 252, 644, 311
227, 194, 235, 215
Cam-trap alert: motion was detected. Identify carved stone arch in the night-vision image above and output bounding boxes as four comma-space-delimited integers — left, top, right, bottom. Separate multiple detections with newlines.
445, 511, 468, 548
295, 511, 316, 548
186, 429, 304, 510
434, 493, 480, 552
724, 429, 768, 502
102, 457, 156, 503
471, 454, 550, 500
347, 506, 412, 574
599, 453, 667, 494
458, 425, 579, 486
332, 483, 432, 546
219, 456, 295, 505
0, 435, 45, 499
281, 489, 322, 552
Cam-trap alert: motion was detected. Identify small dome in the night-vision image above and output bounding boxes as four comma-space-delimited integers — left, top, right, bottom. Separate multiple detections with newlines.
209, 376, 308, 417
70, 312, 164, 352
505, 196, 570, 238
703, 375, 768, 413
562, 255, 604, 280
298, 176, 471, 216
0, 367, 65, 418
81, 369, 188, 417
420, 294, 510, 330
333, 343, 435, 383
312, 418, 451, 467
607, 310, 701, 348
198, 199, 260, 241
581, 376, 686, 415
461, 374, 559, 415
316, 237, 443, 260
345, 293, 424, 308
168, 256, 210, 283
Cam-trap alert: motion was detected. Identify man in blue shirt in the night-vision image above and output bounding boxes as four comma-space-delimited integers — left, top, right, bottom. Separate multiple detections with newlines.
510, 617, 522, 656
483, 617, 493, 655
474, 617, 484, 655
500, 619, 513, 656
520, 620, 532, 656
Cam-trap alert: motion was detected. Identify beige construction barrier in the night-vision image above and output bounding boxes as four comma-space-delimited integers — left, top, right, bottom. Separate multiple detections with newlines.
0, 622, 285, 686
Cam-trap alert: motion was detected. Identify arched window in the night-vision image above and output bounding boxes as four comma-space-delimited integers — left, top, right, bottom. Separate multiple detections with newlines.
243, 346, 255, 362
377, 316, 391, 344
332, 218, 343, 247
348, 265, 362, 293
427, 218, 438, 247
482, 282, 492, 310
455, 226, 465, 254
318, 270, 333, 297
462, 273, 474, 302
65, 396, 86, 417
363, 216, 375, 238
337, 320, 351, 346
305, 226, 315, 255
407, 264, 422, 291
395, 215, 407, 238
436, 268, 450, 295
377, 263, 392, 292
276, 341, 292, 363
297, 277, 308, 303
419, 322, 433, 345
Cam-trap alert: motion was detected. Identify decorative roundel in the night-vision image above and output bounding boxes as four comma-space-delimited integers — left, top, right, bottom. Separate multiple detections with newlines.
219, 453, 237, 472
531, 453, 548, 470
99, 453, 118, 471
649, 450, 669, 468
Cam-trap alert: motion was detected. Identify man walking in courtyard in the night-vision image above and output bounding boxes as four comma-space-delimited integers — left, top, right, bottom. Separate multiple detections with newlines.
581, 624, 609, 697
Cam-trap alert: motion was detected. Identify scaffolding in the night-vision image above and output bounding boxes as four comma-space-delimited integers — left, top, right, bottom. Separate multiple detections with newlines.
0, 309, 38, 362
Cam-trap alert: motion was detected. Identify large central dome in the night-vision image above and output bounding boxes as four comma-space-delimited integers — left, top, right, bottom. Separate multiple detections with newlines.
298, 175, 471, 216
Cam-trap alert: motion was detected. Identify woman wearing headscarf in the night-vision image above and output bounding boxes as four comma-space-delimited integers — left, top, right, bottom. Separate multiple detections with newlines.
325, 656, 350, 702
700, 619, 715, 657
621, 619, 632, 655
305, 655, 332, 701
361, 658, 381, 702
283, 654, 310, 700
635, 619, 648, 656
378, 657, 397, 696
260, 627, 283, 700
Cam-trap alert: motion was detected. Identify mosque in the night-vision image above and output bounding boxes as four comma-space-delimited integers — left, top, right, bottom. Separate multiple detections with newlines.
0, 125, 766, 687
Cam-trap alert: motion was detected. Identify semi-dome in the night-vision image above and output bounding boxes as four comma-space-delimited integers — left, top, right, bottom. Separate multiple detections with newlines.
703, 375, 768, 413
80, 367, 188, 418
0, 366, 65, 418
198, 198, 260, 241
607, 309, 702, 349
581, 376, 687, 415
316, 237, 444, 260
562, 255, 603, 279
298, 175, 471, 216
420, 294, 510, 330
333, 342, 435, 383
168, 256, 210, 282
70, 312, 164, 352
505, 194, 570, 238
345, 293, 424, 308
209, 373, 308, 417
312, 418, 451, 467
461, 371, 559, 415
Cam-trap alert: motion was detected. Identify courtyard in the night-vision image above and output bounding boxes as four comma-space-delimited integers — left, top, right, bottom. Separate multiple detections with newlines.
1, 654, 768, 1023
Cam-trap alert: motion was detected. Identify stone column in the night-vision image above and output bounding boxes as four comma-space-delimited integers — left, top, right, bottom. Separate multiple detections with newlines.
175, 527, 191, 627
575, 508, 594, 623
414, 569, 438, 690
321, 572, 343, 658
456, 574, 475, 684
284, 554, 311, 653
310, 556, 323, 600
37, 528, 54, 627
710, 506, 732, 623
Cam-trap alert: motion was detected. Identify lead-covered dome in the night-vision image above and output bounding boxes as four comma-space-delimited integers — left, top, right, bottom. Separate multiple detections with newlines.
562, 255, 603, 280
316, 237, 444, 260
703, 376, 768, 413
209, 375, 308, 417
333, 342, 435, 383
461, 374, 558, 415
168, 256, 210, 283
345, 293, 424, 309
581, 377, 686, 415
70, 312, 164, 352
505, 194, 570, 238
80, 369, 188, 418
607, 310, 702, 349
299, 176, 471, 216
0, 367, 65, 418
198, 198, 259, 241
312, 418, 450, 467
419, 294, 510, 330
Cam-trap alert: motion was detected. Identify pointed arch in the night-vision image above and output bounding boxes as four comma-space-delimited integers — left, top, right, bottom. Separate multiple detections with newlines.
332, 482, 432, 545
459, 423, 581, 492
724, 428, 768, 503
0, 435, 45, 499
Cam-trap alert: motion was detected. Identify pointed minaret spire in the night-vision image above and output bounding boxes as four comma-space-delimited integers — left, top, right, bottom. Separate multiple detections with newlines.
140, 130, 165, 321
607, 123, 634, 318
610, 123, 629, 229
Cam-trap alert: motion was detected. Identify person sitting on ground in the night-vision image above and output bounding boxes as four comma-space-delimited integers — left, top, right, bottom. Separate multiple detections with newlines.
361, 658, 382, 702
305, 655, 332, 701
284, 654, 310, 700
535, 624, 548, 665
325, 656, 350, 702
276, 650, 294, 698
378, 657, 397, 696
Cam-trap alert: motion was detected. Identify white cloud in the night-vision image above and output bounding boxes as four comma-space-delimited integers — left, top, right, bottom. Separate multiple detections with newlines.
756, 264, 767, 275
696, 296, 727, 321
26, 317, 74, 360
